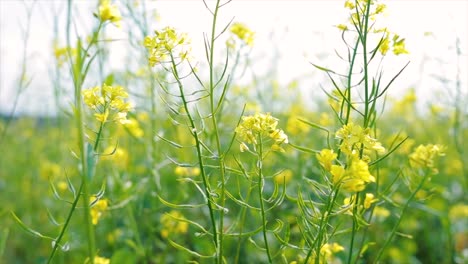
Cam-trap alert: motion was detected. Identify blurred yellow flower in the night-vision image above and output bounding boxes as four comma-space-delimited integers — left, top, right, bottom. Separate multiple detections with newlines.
97, 0, 121, 27
90, 197, 108, 225
409, 144, 445, 173
274, 169, 293, 184
174, 166, 200, 177
160, 210, 189, 238
229, 22, 255, 47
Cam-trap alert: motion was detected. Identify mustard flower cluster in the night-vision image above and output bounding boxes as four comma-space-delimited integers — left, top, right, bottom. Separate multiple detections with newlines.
337, 0, 408, 56
226, 22, 255, 48
235, 113, 288, 153
316, 122, 385, 192
85, 256, 110, 264
82, 83, 132, 124
160, 211, 189, 238
409, 144, 445, 173
96, 0, 121, 27
144, 27, 191, 67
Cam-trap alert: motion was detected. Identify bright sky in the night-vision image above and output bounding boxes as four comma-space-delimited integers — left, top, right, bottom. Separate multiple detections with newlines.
0, 0, 467, 115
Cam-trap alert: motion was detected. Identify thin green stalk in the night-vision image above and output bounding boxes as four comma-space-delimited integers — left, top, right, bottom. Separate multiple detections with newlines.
257, 137, 273, 263
47, 182, 84, 263
170, 54, 219, 260
347, 193, 360, 264
234, 183, 253, 264
360, 0, 372, 128
374, 169, 431, 262
207, 1, 227, 261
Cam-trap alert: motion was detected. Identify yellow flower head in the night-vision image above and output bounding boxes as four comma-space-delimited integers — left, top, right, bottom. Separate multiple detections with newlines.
82, 83, 132, 124
331, 157, 375, 192
363, 193, 378, 209
335, 122, 386, 160
144, 27, 191, 66
235, 113, 288, 152
228, 22, 255, 47
316, 149, 337, 172
97, 0, 121, 27
274, 169, 293, 185
409, 144, 445, 173
90, 197, 108, 225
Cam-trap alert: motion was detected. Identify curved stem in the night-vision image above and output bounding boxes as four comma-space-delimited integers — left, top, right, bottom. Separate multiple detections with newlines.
170, 54, 219, 260
374, 170, 430, 262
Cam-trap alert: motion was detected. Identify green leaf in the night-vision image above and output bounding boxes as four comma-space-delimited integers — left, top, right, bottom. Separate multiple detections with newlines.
104, 73, 115, 86
111, 249, 137, 264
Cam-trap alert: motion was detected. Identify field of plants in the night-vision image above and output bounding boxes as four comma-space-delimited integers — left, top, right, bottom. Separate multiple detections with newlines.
0, 0, 467, 263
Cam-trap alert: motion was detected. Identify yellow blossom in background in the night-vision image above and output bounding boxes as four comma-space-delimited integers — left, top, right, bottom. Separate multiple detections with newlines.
274, 169, 293, 184
124, 118, 144, 138
97, 0, 121, 27
449, 203, 468, 221
316, 149, 337, 172
409, 144, 445, 173
53, 43, 77, 67
319, 242, 345, 263
235, 112, 288, 152
144, 27, 191, 66
90, 197, 108, 225
286, 117, 311, 135
228, 22, 255, 47
174, 166, 201, 177
160, 210, 189, 238
101, 146, 129, 169
373, 206, 391, 220
39, 161, 61, 180
363, 193, 378, 209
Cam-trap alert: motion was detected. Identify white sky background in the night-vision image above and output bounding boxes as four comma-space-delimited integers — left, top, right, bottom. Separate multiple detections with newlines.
0, 0, 467, 116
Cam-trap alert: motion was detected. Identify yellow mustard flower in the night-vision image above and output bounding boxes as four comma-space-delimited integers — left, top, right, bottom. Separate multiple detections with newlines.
409, 144, 445, 173
124, 118, 144, 138
363, 193, 378, 209
144, 27, 191, 66
274, 169, 293, 185
97, 0, 121, 27
235, 112, 288, 152
101, 146, 129, 169
449, 203, 468, 221
90, 197, 108, 225
82, 83, 132, 124
316, 149, 337, 172
335, 122, 386, 158
331, 157, 375, 192
229, 22, 255, 47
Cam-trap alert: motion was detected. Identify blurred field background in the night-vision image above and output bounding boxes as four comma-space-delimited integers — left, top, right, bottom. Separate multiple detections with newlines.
0, 1, 467, 263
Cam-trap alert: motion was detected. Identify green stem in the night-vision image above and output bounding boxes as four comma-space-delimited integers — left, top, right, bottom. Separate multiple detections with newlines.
360, 0, 372, 128
374, 170, 430, 262
257, 137, 273, 263
347, 193, 360, 264
170, 54, 219, 260
234, 183, 253, 264
207, 1, 227, 262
